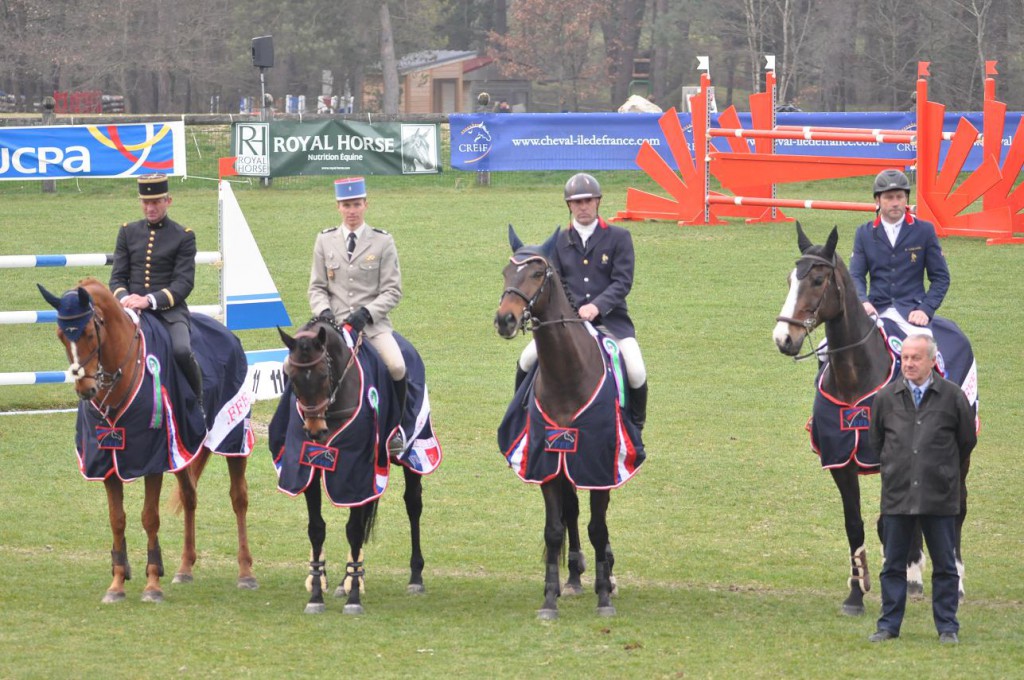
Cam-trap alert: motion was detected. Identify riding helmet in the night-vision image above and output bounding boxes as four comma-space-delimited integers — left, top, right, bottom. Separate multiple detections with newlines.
873, 169, 911, 196
564, 173, 602, 201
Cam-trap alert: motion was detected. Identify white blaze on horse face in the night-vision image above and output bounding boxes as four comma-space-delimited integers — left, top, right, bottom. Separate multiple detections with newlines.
68, 341, 86, 378
516, 263, 528, 273
773, 268, 802, 348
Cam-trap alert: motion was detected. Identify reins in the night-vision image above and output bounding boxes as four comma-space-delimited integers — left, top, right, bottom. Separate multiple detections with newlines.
501, 256, 587, 334
83, 309, 144, 418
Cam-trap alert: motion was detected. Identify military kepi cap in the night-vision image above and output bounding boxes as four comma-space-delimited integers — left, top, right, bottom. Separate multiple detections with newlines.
334, 177, 367, 200
138, 174, 169, 199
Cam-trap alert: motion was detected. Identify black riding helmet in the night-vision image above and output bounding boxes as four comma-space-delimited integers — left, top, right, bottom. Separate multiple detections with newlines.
564, 173, 602, 202
873, 169, 911, 197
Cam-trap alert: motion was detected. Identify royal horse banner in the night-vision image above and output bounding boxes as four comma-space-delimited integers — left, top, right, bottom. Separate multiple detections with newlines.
0, 121, 185, 180
232, 120, 440, 178
448, 112, 1024, 172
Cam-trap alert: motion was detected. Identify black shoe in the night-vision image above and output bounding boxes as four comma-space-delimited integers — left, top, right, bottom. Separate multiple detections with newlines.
868, 630, 899, 642
939, 632, 959, 644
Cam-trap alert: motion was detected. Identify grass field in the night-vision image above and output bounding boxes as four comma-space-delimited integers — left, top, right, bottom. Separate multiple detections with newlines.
1, 176, 1022, 678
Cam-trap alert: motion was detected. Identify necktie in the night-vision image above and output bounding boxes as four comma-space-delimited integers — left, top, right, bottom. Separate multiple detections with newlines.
913, 386, 923, 408
347, 232, 356, 258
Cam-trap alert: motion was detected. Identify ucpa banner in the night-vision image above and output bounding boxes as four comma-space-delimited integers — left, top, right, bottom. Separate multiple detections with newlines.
450, 112, 1022, 172
0, 121, 186, 180
231, 120, 440, 177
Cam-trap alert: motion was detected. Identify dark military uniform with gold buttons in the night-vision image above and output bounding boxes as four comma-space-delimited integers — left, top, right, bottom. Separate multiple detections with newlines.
109, 175, 203, 405
109, 215, 197, 324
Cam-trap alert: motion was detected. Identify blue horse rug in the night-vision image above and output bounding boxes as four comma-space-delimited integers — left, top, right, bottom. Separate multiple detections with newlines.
76, 312, 254, 482
497, 325, 645, 490
268, 331, 442, 507
809, 315, 978, 472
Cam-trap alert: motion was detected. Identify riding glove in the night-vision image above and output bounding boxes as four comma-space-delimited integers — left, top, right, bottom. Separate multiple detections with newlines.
345, 307, 372, 334
318, 308, 335, 322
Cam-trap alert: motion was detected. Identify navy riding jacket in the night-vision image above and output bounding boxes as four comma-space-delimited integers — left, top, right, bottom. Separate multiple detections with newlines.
848, 213, 950, 320
551, 218, 636, 340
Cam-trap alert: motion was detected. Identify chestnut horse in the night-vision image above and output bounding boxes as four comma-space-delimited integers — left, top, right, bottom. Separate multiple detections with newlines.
772, 224, 973, 615
271, 320, 440, 614
495, 226, 645, 619
39, 277, 256, 603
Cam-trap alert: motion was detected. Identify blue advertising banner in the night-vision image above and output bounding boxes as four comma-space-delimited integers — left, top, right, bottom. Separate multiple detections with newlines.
450, 112, 1023, 173
0, 122, 186, 181
449, 113, 668, 171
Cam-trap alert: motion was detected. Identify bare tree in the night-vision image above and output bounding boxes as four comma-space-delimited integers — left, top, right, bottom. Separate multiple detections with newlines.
380, 1, 400, 114
770, 0, 815, 104
601, 0, 646, 106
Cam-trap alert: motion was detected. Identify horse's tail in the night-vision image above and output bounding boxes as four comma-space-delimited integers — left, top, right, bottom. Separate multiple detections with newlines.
169, 448, 212, 514
362, 498, 379, 543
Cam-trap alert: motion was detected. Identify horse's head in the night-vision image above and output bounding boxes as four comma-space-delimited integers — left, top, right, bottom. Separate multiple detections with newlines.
495, 225, 560, 338
773, 222, 845, 356
39, 281, 105, 400
460, 121, 491, 143
279, 323, 353, 442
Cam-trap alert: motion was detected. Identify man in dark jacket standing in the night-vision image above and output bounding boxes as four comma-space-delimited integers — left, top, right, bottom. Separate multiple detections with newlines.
867, 334, 976, 644
110, 174, 204, 409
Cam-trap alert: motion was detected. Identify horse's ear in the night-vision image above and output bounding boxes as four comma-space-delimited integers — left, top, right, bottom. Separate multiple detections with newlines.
822, 226, 840, 260
77, 286, 93, 310
316, 326, 328, 346
37, 283, 62, 310
277, 326, 296, 351
508, 224, 524, 253
540, 227, 560, 258
796, 221, 813, 254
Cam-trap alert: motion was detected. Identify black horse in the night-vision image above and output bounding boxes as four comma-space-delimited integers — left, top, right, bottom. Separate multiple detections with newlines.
773, 223, 973, 615
270, 320, 440, 614
495, 226, 645, 619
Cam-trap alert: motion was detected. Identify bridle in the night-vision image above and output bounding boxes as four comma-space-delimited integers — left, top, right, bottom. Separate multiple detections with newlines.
68, 308, 143, 417
289, 330, 362, 421
500, 255, 587, 334
776, 252, 877, 361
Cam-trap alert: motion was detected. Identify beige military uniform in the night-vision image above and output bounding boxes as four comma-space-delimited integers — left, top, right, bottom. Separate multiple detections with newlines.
309, 224, 405, 378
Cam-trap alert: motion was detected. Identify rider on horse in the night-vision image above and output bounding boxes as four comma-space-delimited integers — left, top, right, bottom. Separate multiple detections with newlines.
849, 169, 950, 330
109, 174, 205, 412
514, 173, 648, 430
308, 177, 407, 454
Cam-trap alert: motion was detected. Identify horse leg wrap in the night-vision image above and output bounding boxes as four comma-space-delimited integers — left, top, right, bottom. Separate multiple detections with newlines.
847, 545, 870, 593
111, 543, 131, 581
568, 551, 587, 575
545, 562, 561, 598
342, 550, 365, 594
595, 561, 612, 594
148, 542, 165, 578
305, 549, 328, 592
345, 561, 365, 595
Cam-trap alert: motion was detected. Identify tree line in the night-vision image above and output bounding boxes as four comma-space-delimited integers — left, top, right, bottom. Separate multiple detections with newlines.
2, 0, 1022, 115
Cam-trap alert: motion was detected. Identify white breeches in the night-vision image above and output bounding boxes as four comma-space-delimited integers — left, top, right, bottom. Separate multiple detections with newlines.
368, 332, 406, 380
518, 336, 646, 388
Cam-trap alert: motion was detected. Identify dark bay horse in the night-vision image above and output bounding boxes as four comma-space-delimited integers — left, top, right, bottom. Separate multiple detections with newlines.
39, 277, 256, 603
495, 226, 645, 619
772, 224, 972, 615
271, 320, 438, 614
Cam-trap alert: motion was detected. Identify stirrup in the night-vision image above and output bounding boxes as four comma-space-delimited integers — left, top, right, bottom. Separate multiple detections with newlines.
388, 430, 406, 457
